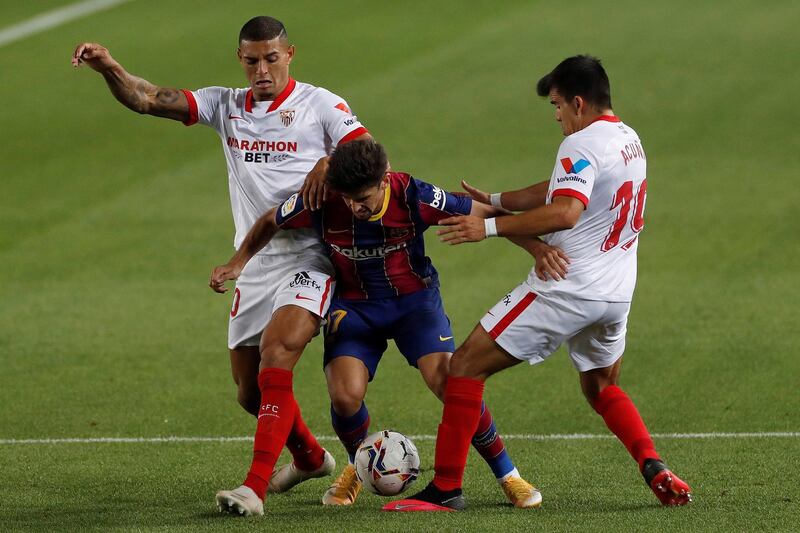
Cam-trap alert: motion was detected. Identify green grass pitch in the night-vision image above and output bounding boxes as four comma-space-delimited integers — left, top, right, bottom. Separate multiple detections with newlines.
1, 0, 799, 531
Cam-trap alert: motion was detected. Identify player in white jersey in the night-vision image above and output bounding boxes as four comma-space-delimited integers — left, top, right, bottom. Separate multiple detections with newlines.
385, 55, 692, 513
72, 16, 370, 515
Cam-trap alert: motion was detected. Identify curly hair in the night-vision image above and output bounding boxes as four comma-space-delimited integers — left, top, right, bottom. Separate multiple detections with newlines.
327, 140, 388, 194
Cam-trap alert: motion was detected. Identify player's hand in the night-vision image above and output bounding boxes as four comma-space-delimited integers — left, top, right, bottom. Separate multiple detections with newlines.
530, 242, 570, 281
71, 42, 117, 71
437, 215, 486, 245
209, 263, 243, 293
300, 156, 330, 211
461, 180, 491, 205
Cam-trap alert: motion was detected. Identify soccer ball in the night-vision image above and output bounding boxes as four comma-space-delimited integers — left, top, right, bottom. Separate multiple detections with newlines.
354, 430, 420, 496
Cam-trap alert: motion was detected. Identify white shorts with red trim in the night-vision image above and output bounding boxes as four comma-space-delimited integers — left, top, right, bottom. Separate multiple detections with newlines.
479, 282, 630, 372
228, 250, 335, 349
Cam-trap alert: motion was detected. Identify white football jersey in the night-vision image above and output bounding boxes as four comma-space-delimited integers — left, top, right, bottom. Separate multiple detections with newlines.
182, 79, 367, 255
528, 116, 647, 302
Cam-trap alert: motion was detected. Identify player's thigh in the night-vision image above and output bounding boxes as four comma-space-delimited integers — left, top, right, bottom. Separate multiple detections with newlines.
260, 304, 321, 370
324, 355, 370, 416
566, 300, 630, 373
323, 300, 388, 382
449, 323, 522, 380
393, 289, 456, 370
416, 351, 452, 400
259, 253, 336, 368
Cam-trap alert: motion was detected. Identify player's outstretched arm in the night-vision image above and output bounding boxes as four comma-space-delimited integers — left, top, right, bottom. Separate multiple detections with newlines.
437, 196, 584, 245
71, 42, 190, 122
461, 179, 550, 211
468, 199, 506, 219
209, 207, 281, 293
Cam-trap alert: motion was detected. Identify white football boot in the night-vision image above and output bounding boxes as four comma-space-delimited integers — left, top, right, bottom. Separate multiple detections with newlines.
215, 485, 264, 516
268, 449, 336, 493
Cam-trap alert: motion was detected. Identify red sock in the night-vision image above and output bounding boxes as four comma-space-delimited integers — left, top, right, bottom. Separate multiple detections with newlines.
432, 376, 485, 491
243, 368, 296, 500
593, 385, 660, 469
285, 399, 325, 472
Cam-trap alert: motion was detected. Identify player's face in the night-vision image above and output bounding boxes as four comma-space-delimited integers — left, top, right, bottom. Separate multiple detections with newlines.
549, 89, 581, 136
342, 176, 389, 220
237, 38, 294, 101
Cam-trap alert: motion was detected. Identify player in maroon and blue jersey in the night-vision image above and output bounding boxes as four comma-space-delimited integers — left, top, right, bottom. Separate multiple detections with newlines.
211, 140, 553, 509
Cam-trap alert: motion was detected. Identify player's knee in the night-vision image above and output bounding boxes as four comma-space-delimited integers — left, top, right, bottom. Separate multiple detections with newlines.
448, 346, 483, 379
580, 369, 618, 408
329, 388, 364, 417
260, 334, 307, 368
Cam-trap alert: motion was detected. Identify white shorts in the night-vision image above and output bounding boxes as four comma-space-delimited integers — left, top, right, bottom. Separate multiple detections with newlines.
479, 282, 630, 372
228, 250, 335, 349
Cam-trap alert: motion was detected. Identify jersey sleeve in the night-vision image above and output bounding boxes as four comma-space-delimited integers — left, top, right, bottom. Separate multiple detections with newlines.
312, 89, 369, 145
274, 192, 313, 229
181, 86, 228, 127
549, 136, 597, 208
413, 178, 473, 225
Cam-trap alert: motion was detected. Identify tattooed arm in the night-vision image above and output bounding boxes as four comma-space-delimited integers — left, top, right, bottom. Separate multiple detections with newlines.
72, 42, 189, 122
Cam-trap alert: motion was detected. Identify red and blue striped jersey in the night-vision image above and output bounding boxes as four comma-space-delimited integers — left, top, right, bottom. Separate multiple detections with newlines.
275, 172, 472, 300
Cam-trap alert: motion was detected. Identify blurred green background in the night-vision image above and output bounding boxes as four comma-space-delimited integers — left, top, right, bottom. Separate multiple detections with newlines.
1, 1, 798, 530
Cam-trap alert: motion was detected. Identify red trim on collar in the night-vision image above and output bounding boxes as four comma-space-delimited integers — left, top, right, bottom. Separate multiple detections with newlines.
268, 77, 296, 112
244, 78, 296, 113
591, 115, 621, 124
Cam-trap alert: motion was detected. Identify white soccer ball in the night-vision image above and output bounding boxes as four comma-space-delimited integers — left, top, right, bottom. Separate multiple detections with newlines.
354, 430, 420, 496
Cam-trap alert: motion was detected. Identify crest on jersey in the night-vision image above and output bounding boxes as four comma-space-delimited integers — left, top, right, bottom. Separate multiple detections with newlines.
387, 227, 410, 239
280, 109, 296, 127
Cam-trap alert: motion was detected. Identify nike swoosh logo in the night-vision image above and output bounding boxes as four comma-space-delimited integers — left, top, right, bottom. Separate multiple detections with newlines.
228, 114, 244, 120
327, 228, 350, 233
439, 335, 453, 341
295, 294, 315, 301
392, 504, 420, 510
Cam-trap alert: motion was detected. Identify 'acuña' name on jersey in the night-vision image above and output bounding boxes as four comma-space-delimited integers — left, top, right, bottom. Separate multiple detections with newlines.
226, 136, 298, 163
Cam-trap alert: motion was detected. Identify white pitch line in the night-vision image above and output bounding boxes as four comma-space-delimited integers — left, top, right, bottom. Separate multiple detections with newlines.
1, 432, 798, 445
0, 0, 133, 48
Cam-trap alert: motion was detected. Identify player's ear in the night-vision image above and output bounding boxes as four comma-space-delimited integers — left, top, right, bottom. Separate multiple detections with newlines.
236, 47, 243, 62
574, 95, 585, 115
286, 44, 295, 64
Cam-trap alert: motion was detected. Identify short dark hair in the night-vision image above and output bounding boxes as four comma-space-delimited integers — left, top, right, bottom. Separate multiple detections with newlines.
239, 16, 287, 44
327, 140, 388, 194
536, 55, 612, 109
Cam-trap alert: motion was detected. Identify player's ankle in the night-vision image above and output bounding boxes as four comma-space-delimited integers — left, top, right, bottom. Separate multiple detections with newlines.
294, 447, 325, 472
243, 474, 268, 501
498, 467, 521, 484
431, 478, 460, 493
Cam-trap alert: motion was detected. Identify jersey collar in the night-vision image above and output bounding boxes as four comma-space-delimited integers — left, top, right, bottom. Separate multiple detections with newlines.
244, 77, 297, 113
368, 185, 392, 222
590, 114, 621, 124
